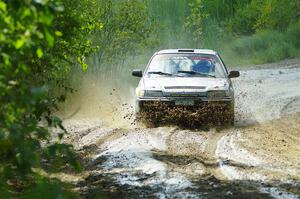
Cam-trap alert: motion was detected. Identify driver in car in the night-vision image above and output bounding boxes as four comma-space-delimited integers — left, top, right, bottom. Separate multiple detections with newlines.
192, 59, 215, 74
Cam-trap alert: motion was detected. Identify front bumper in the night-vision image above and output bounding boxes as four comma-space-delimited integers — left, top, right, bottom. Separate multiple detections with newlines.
136, 96, 235, 127
136, 96, 233, 110
137, 96, 233, 102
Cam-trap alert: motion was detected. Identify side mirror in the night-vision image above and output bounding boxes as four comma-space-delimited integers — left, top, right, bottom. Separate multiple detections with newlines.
132, 69, 143, 77
228, 70, 240, 78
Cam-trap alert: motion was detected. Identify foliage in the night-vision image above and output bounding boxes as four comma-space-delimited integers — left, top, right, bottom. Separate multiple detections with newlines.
0, 0, 155, 197
0, 0, 102, 197
90, 0, 154, 67
21, 177, 76, 199
253, 0, 300, 31
222, 20, 300, 65
226, 2, 260, 35
147, 0, 191, 48
180, 0, 300, 65
184, 0, 209, 44
226, 0, 300, 35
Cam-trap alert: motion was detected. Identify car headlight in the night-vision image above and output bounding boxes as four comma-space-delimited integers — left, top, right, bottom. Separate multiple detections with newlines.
136, 89, 163, 97
144, 90, 163, 97
136, 89, 145, 97
207, 90, 230, 99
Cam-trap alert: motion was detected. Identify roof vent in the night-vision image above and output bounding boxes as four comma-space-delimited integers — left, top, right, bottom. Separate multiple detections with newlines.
178, 49, 194, 52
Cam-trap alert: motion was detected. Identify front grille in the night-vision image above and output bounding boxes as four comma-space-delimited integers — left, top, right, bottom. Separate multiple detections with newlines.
164, 86, 206, 89
165, 92, 207, 97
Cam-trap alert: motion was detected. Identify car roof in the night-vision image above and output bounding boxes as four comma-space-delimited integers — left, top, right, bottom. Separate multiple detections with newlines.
156, 49, 218, 55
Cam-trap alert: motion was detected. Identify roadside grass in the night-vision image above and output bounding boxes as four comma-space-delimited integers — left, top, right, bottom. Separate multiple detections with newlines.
147, 0, 300, 67
220, 21, 300, 66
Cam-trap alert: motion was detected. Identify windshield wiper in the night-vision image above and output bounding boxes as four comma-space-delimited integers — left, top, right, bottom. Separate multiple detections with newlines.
177, 70, 216, 77
148, 71, 174, 76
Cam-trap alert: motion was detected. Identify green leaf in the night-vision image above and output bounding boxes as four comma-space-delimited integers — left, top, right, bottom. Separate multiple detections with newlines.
55, 31, 62, 36
0, 1, 7, 11
44, 29, 54, 47
39, 10, 54, 25
14, 39, 25, 49
16, 153, 22, 164
82, 62, 88, 71
1, 53, 10, 65
36, 48, 43, 58
77, 56, 88, 71
36, 127, 49, 139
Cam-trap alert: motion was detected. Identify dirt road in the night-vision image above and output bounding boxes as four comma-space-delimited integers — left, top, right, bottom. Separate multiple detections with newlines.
60, 62, 300, 198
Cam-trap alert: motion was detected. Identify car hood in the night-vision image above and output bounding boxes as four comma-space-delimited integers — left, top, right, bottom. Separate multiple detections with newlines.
140, 77, 229, 91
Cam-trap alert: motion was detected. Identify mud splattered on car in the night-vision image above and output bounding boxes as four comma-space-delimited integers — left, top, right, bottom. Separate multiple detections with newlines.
136, 101, 234, 128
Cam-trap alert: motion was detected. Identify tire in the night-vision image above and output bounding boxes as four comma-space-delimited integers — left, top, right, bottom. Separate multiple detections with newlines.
228, 102, 235, 126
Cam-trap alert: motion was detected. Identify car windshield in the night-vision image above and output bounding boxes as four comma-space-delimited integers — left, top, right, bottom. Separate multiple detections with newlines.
146, 54, 227, 78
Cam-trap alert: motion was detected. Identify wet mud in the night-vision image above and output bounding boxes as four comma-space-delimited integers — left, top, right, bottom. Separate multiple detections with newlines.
137, 101, 234, 128
59, 64, 300, 198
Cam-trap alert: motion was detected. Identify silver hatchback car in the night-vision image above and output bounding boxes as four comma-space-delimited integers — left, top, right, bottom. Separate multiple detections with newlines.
132, 49, 240, 126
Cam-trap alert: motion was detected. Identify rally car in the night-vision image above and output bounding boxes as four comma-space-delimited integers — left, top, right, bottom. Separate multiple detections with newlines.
132, 49, 240, 126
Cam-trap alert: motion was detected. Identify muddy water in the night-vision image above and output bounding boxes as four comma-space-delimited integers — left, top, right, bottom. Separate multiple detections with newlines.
62, 66, 300, 198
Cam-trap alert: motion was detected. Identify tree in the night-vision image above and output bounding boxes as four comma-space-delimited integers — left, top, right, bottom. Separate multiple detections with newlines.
184, 0, 209, 45
90, 0, 154, 67
0, 0, 102, 196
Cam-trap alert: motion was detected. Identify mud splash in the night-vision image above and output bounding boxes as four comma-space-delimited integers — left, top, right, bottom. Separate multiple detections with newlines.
60, 65, 300, 198
234, 67, 300, 125
137, 101, 234, 128
59, 75, 137, 129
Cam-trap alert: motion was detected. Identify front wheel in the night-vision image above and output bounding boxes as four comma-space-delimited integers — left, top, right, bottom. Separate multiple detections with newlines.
209, 101, 234, 127
229, 106, 235, 126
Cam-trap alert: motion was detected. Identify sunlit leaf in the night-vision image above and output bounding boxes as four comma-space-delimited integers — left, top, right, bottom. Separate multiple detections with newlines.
55, 31, 62, 36
39, 11, 54, 25
36, 48, 43, 58
44, 29, 54, 47
0, 1, 7, 11
77, 56, 88, 71
14, 39, 25, 49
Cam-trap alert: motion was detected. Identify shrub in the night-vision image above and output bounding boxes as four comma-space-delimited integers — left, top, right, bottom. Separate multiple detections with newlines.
221, 22, 300, 65
0, 0, 101, 197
